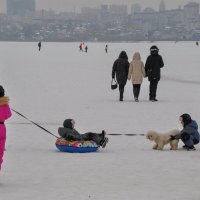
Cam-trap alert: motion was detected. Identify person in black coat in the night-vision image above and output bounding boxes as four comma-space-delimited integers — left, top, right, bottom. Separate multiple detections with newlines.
145, 46, 164, 101
112, 51, 129, 101
38, 41, 41, 51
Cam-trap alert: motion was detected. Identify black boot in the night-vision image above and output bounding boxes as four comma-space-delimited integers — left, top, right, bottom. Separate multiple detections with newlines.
186, 146, 196, 151
100, 137, 109, 148
133, 87, 137, 101
101, 130, 106, 139
119, 92, 123, 101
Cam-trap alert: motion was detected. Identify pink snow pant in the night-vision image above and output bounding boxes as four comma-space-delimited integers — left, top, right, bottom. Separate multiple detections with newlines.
0, 124, 6, 170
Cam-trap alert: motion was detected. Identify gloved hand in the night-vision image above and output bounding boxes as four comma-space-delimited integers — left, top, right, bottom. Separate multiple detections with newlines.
181, 132, 190, 142
170, 135, 176, 141
66, 135, 74, 140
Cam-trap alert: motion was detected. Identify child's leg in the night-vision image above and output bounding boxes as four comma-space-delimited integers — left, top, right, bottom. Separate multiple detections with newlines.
82, 132, 103, 145
0, 138, 6, 170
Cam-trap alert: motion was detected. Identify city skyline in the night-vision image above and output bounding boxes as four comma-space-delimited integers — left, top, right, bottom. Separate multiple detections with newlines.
0, 0, 199, 13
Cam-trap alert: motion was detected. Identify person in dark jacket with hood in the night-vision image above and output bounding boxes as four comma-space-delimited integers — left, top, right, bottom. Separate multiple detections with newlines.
38, 41, 41, 51
112, 51, 129, 101
58, 119, 108, 148
170, 114, 200, 150
145, 46, 164, 102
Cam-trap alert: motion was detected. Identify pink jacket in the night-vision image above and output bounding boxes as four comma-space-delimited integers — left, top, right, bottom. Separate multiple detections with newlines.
0, 97, 12, 123
0, 97, 12, 170
0, 97, 12, 137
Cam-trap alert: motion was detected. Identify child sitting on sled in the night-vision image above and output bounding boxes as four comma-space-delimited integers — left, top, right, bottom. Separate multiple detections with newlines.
58, 119, 108, 148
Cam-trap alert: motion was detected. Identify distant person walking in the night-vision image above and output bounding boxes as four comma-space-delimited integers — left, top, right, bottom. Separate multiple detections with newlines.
145, 45, 164, 102
128, 52, 146, 102
112, 51, 129, 101
0, 86, 12, 171
79, 43, 83, 52
85, 45, 88, 53
196, 41, 199, 46
105, 44, 108, 53
38, 41, 41, 51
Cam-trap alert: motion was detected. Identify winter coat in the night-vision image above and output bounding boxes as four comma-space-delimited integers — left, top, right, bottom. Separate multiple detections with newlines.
58, 127, 103, 145
0, 97, 12, 170
58, 127, 82, 140
128, 52, 146, 84
145, 51, 164, 81
112, 52, 129, 85
176, 120, 200, 143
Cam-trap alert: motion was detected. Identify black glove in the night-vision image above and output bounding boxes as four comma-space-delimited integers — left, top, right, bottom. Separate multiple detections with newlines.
170, 135, 176, 141
66, 135, 74, 141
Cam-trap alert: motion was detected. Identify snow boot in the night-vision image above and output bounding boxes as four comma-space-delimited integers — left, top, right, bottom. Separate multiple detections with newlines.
186, 146, 196, 151
101, 137, 108, 148
135, 98, 139, 102
101, 130, 106, 140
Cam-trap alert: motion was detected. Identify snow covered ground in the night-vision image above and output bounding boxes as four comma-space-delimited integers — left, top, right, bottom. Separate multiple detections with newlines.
0, 41, 200, 200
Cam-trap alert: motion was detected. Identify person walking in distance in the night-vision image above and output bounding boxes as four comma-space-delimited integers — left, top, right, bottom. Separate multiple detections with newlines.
79, 43, 83, 52
145, 45, 164, 102
85, 45, 88, 53
128, 52, 146, 102
0, 86, 12, 171
105, 44, 108, 53
38, 41, 41, 51
112, 51, 129, 101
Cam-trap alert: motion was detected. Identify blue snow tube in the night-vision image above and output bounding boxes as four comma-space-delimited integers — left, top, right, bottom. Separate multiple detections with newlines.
55, 138, 99, 153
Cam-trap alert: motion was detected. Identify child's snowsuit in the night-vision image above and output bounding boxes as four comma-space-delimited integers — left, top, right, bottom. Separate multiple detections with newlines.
0, 97, 12, 170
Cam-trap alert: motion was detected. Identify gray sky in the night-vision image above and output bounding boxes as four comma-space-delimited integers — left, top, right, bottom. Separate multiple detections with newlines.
0, 0, 199, 13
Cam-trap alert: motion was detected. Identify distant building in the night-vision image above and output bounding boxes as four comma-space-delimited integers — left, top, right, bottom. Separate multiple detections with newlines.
101, 5, 109, 14
100, 5, 110, 21
7, 0, 35, 16
143, 7, 155, 13
159, 0, 166, 12
109, 5, 128, 16
131, 3, 142, 14
80, 7, 100, 21
184, 2, 199, 20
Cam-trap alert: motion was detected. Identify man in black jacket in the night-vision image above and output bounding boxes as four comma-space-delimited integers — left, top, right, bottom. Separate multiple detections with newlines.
145, 45, 164, 102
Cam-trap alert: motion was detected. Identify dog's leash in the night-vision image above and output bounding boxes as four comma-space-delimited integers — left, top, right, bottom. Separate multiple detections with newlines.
107, 133, 145, 136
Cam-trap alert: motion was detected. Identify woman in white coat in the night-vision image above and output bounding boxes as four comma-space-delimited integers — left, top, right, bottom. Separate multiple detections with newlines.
128, 52, 146, 102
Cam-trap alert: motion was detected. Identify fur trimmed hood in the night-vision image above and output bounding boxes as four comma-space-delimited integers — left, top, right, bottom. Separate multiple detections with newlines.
0, 96, 9, 106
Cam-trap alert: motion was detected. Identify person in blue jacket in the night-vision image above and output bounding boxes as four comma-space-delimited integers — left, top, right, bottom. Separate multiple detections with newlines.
170, 114, 200, 150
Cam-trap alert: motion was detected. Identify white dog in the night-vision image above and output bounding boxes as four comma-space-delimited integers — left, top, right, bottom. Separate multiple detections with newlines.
146, 129, 180, 150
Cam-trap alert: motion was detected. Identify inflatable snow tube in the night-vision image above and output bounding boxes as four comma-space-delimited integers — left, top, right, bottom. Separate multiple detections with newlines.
55, 138, 99, 153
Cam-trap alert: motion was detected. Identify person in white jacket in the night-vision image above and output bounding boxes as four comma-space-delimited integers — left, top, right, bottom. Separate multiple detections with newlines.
128, 52, 146, 102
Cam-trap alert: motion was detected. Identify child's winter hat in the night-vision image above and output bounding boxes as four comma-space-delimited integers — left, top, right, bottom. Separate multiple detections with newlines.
150, 45, 159, 52
0, 85, 5, 98
180, 113, 192, 127
63, 119, 75, 129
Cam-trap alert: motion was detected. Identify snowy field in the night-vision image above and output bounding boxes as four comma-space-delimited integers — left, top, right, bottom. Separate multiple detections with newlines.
0, 41, 200, 200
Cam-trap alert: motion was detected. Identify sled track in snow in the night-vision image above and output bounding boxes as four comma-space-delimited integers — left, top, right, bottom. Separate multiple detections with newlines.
162, 75, 200, 85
